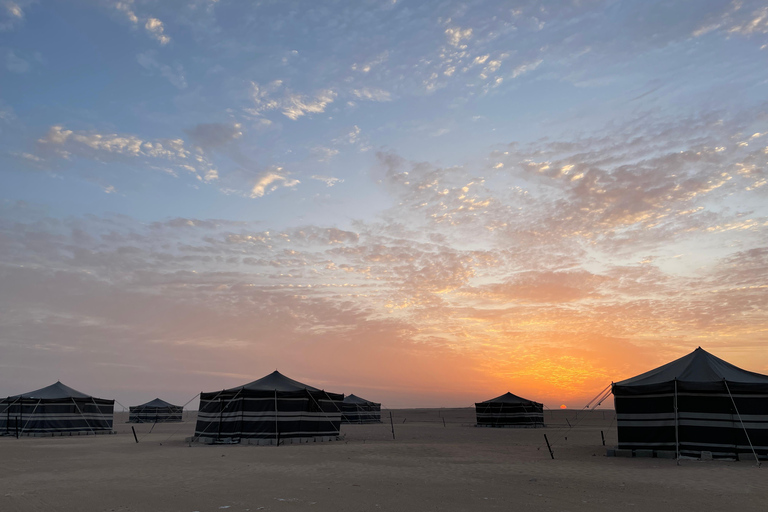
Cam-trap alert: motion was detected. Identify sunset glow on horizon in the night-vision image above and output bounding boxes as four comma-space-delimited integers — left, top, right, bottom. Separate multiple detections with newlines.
1, 1, 768, 409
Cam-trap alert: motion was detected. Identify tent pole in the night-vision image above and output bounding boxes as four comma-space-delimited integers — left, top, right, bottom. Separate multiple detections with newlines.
274, 389, 278, 446
674, 379, 680, 465
723, 380, 761, 467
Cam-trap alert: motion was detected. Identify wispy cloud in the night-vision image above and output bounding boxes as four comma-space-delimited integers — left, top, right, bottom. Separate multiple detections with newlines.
250, 168, 300, 198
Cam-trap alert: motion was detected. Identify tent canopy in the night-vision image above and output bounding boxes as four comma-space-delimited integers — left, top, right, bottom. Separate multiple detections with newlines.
221, 370, 324, 393
477, 392, 541, 406
613, 347, 768, 393
133, 398, 180, 409
343, 394, 377, 404
9, 381, 95, 400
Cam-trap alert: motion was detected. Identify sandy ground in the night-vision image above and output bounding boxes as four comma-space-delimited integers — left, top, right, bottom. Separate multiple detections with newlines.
1, 409, 765, 512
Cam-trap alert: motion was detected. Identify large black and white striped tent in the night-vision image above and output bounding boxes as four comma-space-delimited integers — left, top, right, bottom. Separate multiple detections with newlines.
128, 398, 183, 423
475, 392, 545, 427
0, 381, 114, 436
613, 347, 768, 460
194, 371, 344, 445
341, 394, 382, 424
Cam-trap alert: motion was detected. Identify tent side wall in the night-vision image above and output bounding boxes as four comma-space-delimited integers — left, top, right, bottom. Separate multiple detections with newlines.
128, 405, 183, 423
1, 398, 114, 435
341, 402, 382, 424
475, 402, 545, 427
194, 390, 343, 443
613, 382, 768, 460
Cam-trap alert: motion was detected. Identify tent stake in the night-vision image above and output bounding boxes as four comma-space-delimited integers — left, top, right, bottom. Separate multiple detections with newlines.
600, 430, 605, 446
131, 426, 139, 443
544, 434, 554, 459
389, 411, 395, 440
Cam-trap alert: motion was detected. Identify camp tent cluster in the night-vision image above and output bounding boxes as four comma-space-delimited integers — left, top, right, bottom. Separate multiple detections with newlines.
0, 381, 113, 437
3, 348, 768, 462
613, 347, 768, 461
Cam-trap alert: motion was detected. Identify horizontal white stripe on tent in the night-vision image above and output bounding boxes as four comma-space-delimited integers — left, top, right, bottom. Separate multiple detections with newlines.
195, 432, 340, 438
617, 441, 678, 447
679, 419, 768, 429
617, 420, 676, 427
3, 414, 112, 421
617, 392, 768, 399
476, 413, 543, 418
680, 442, 768, 451
201, 397, 340, 403
617, 413, 675, 420
681, 412, 768, 422
197, 413, 341, 422
618, 419, 768, 428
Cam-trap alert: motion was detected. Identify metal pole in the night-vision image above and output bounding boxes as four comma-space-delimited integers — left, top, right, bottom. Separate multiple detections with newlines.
274, 389, 279, 446
544, 434, 554, 459
601, 430, 605, 446
389, 411, 395, 440
674, 379, 680, 464
131, 426, 139, 443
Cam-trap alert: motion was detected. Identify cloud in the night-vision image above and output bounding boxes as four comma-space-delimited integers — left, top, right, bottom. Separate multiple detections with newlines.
106, 0, 171, 44
184, 123, 242, 150
282, 89, 337, 120
310, 175, 343, 187
145, 17, 170, 45
249, 168, 300, 198
351, 87, 392, 102
445, 26, 473, 48
31, 125, 220, 184
136, 51, 186, 89
310, 146, 339, 162
0, 0, 26, 31
248, 81, 336, 121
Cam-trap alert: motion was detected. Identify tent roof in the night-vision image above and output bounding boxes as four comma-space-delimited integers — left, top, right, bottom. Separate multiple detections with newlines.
477, 392, 540, 405
9, 381, 94, 400
224, 370, 323, 393
344, 394, 378, 404
134, 398, 180, 408
615, 347, 768, 386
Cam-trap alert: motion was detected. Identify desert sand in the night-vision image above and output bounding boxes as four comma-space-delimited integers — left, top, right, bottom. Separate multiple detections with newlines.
1, 409, 765, 511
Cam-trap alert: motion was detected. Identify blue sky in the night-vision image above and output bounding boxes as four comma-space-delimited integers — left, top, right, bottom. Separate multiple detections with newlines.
2, 0, 768, 408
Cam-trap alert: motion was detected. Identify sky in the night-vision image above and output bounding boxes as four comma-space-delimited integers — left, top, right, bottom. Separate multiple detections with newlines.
1, 0, 768, 410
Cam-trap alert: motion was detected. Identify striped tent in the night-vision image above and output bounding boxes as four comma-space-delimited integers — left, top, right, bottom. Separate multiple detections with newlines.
341, 394, 382, 424
128, 398, 183, 423
475, 392, 545, 427
194, 371, 344, 445
0, 381, 114, 436
613, 347, 768, 460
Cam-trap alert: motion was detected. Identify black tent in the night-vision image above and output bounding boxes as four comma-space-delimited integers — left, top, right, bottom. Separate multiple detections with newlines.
341, 394, 382, 424
475, 392, 545, 427
194, 371, 344, 445
613, 347, 768, 460
0, 381, 114, 436
128, 398, 183, 423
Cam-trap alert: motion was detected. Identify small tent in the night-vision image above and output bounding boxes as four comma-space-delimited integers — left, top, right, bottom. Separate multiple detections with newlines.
613, 347, 768, 460
475, 392, 544, 427
194, 370, 344, 445
0, 381, 114, 436
128, 398, 183, 423
341, 394, 382, 424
